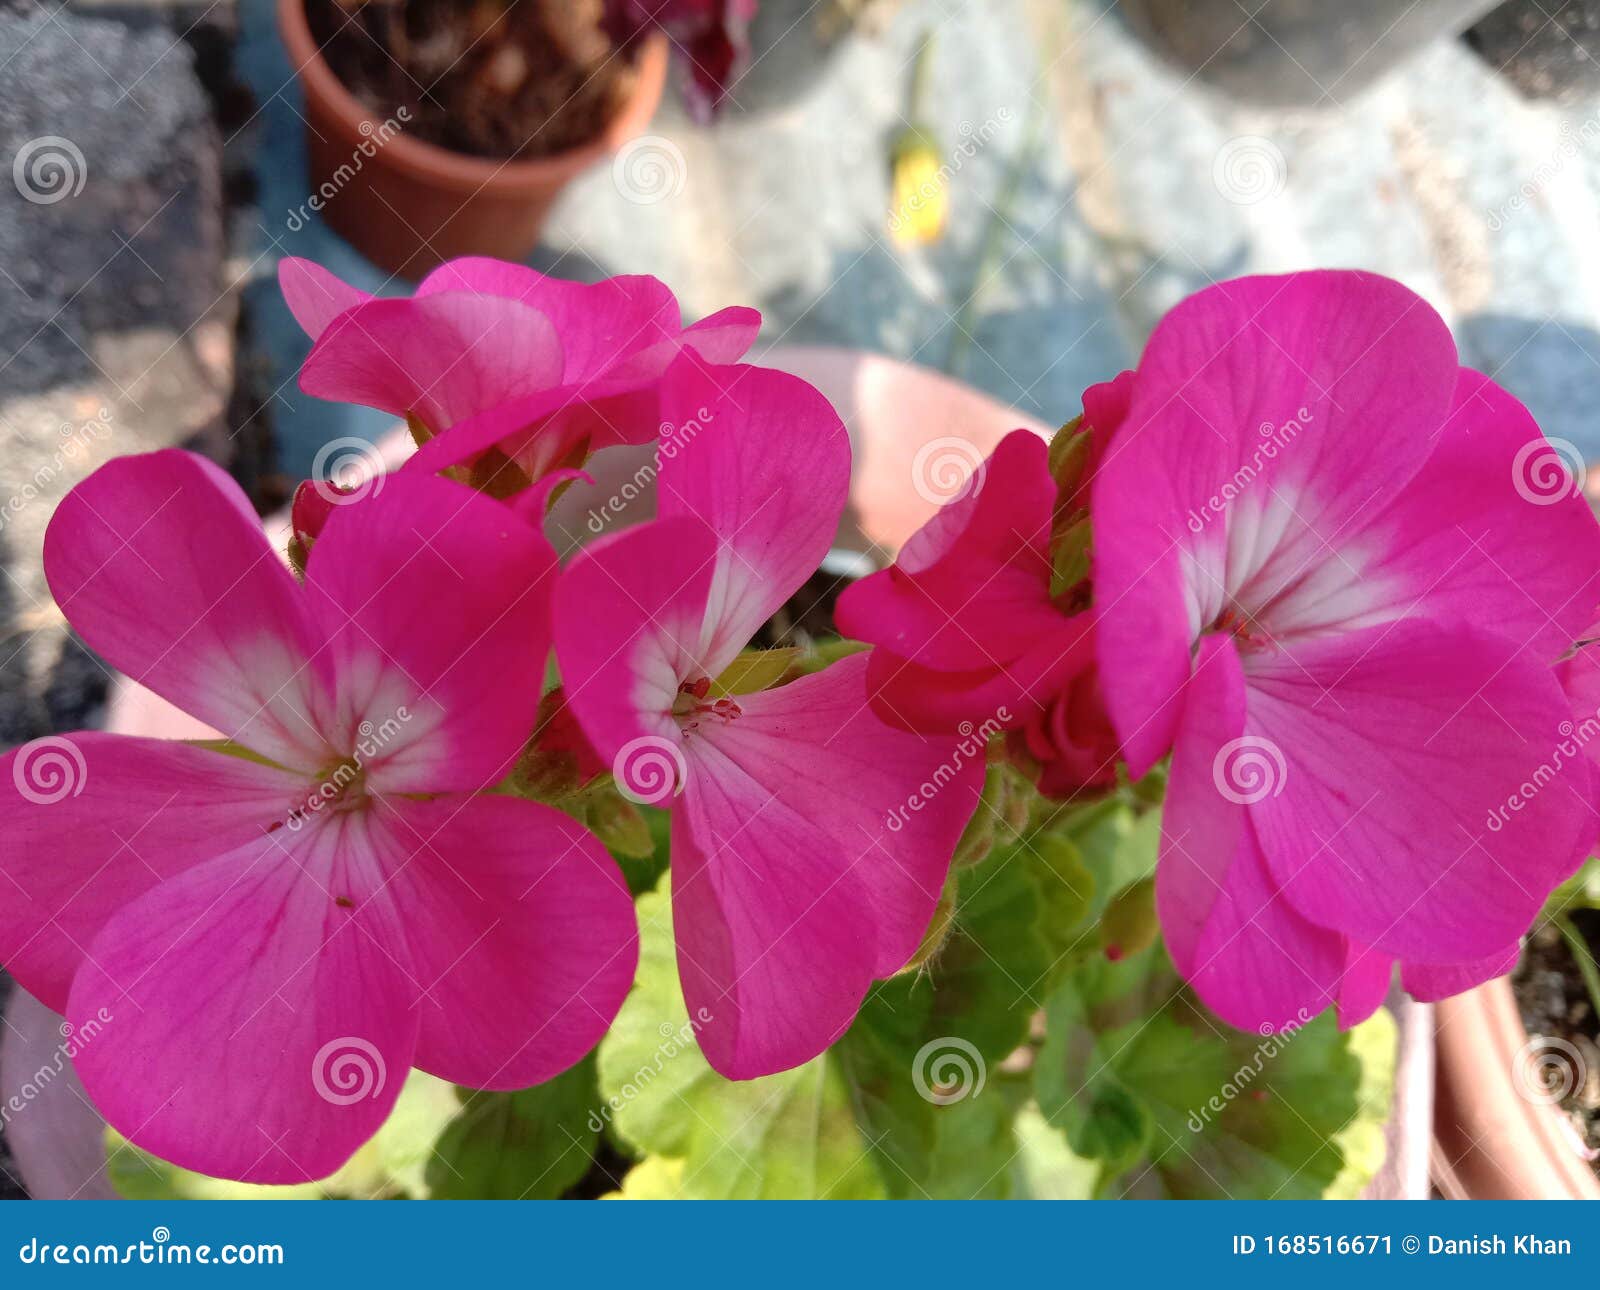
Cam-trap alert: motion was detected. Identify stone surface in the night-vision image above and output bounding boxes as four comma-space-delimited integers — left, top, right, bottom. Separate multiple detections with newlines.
1468, 0, 1600, 103
0, 3, 231, 744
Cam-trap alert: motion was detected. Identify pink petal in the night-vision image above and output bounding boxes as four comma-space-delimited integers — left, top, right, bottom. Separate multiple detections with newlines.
1337, 941, 1394, 1029
415, 260, 679, 383
836, 430, 1058, 673
278, 257, 371, 340
1358, 368, 1600, 665
693, 652, 979, 978
1159, 635, 1345, 1031
302, 473, 558, 794
657, 360, 850, 673
371, 794, 637, 1089
298, 295, 565, 435
67, 815, 418, 1183
679, 306, 762, 363
672, 655, 979, 1078
670, 798, 873, 1079
44, 450, 329, 770
1401, 943, 1521, 1002
860, 615, 1093, 732
554, 516, 720, 774
0, 734, 305, 1011
1246, 621, 1592, 962
1093, 271, 1459, 774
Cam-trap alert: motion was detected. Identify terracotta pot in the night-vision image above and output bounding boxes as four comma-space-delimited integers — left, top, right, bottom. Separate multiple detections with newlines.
276, 0, 669, 278
1433, 977, 1600, 1198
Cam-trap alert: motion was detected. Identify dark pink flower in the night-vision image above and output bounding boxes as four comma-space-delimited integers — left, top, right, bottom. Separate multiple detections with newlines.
280, 256, 759, 483
554, 360, 980, 1078
0, 451, 636, 1182
835, 376, 1132, 796
1093, 270, 1600, 1030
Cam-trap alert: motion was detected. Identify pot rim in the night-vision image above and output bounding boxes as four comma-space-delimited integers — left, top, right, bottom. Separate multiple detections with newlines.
1433, 976, 1600, 1199
276, 0, 670, 194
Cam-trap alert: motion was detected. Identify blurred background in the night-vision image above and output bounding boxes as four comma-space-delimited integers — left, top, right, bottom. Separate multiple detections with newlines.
4, 0, 1600, 1197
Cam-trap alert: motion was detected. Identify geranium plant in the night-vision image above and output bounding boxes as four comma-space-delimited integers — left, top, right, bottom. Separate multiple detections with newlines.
4, 261, 1596, 1200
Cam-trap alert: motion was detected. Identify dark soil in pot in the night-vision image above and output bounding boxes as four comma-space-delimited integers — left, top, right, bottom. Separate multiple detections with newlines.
306, 0, 638, 159
1512, 910, 1600, 1172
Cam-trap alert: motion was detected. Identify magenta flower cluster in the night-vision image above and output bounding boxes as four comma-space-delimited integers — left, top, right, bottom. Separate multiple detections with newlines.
2, 260, 1596, 1184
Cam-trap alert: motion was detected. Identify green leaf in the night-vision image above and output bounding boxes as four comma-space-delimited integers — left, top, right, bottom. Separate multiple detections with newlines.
1034, 949, 1397, 1199
1025, 832, 1095, 975
712, 647, 799, 696
426, 1056, 601, 1199
598, 843, 1052, 1199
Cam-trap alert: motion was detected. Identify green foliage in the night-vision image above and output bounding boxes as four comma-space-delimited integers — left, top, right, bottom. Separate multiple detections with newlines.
426, 1055, 600, 1199
597, 840, 1054, 1198
1032, 941, 1396, 1199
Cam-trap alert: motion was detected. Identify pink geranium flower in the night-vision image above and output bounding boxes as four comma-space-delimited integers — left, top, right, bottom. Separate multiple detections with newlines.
279, 256, 760, 483
553, 361, 981, 1078
0, 451, 637, 1182
835, 377, 1131, 796
1092, 270, 1600, 1030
